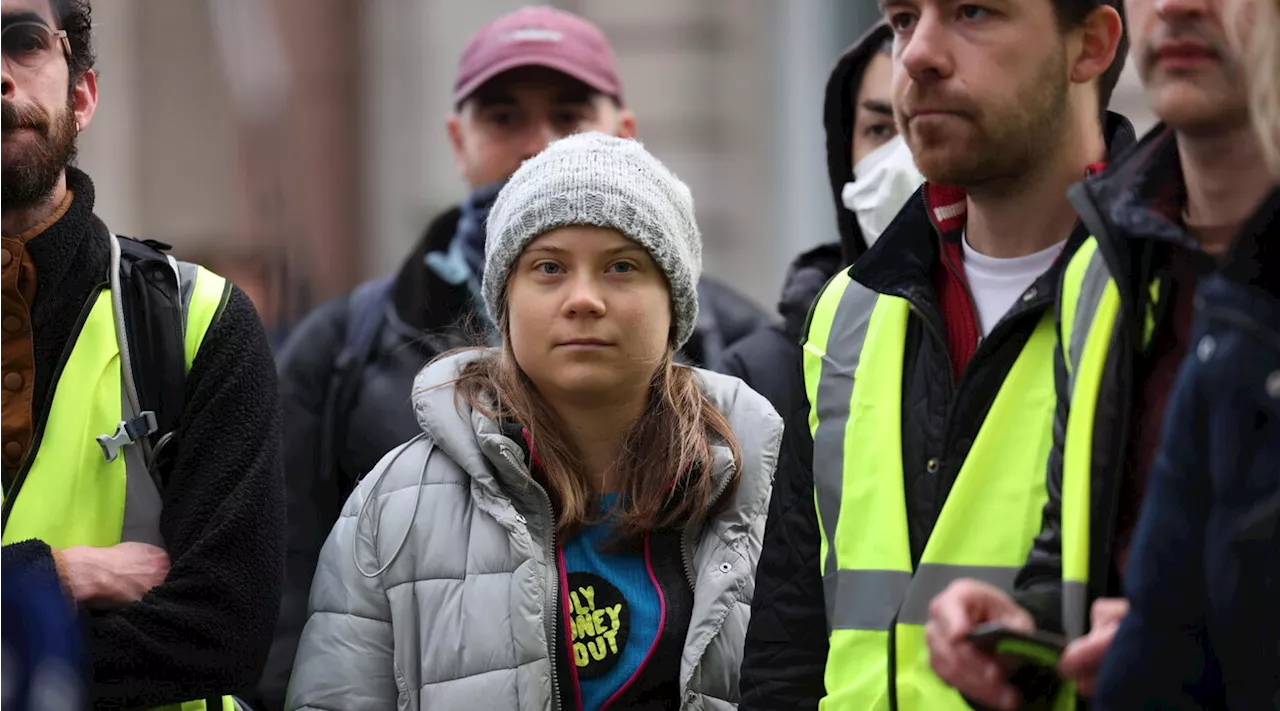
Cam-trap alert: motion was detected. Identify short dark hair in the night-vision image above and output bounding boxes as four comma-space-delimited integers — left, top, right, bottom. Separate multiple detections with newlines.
53, 0, 94, 79
1051, 0, 1128, 112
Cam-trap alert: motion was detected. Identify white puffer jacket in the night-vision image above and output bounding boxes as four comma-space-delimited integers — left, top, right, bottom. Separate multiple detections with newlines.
287, 351, 781, 710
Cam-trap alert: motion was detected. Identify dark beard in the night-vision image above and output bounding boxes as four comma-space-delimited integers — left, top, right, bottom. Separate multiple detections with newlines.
2, 96, 78, 210
902, 47, 1070, 190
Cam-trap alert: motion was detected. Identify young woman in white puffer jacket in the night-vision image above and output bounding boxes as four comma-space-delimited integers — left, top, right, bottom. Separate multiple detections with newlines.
287, 133, 781, 711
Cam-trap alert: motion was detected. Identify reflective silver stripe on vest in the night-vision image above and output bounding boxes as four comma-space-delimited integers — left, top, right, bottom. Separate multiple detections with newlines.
1061, 248, 1114, 640
897, 564, 1021, 626
811, 279, 879, 627
1062, 580, 1089, 640
118, 260, 202, 547
1066, 250, 1112, 382
828, 564, 1023, 630
826, 569, 912, 631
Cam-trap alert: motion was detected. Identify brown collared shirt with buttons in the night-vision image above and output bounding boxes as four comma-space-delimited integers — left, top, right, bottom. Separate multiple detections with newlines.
2, 191, 73, 484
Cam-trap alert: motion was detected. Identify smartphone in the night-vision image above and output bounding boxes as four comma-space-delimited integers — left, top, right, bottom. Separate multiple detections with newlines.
966, 622, 1066, 667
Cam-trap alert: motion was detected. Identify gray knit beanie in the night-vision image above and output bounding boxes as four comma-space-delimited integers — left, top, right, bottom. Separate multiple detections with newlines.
483, 132, 702, 348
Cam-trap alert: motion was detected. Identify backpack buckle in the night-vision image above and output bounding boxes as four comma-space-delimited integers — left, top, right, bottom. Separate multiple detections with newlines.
97, 411, 159, 463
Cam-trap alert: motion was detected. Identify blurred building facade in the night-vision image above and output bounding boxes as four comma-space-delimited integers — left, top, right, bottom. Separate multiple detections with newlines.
78, 0, 1156, 334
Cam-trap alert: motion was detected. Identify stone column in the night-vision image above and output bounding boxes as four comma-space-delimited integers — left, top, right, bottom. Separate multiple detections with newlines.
74, 0, 143, 234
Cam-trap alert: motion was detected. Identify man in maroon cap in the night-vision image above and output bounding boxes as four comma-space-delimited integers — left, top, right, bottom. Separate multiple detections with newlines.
258, 7, 762, 710
446, 5, 635, 189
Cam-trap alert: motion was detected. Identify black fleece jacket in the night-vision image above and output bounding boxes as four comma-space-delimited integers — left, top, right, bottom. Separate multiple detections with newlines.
0, 168, 284, 709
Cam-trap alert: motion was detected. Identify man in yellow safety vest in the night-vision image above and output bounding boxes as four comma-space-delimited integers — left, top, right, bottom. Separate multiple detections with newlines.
925, 0, 1278, 708
740, 1, 1131, 708
1, 0, 284, 708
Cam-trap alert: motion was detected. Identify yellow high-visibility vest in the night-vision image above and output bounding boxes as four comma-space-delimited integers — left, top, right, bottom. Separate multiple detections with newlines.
804, 270, 1061, 710
1058, 236, 1160, 640
2, 237, 238, 711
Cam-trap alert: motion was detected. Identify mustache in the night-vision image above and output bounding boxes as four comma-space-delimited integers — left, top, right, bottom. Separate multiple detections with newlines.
1, 101, 49, 132
898, 88, 978, 120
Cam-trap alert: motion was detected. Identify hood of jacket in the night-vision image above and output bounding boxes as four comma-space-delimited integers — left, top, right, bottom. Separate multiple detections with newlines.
824, 21, 894, 263
776, 243, 844, 339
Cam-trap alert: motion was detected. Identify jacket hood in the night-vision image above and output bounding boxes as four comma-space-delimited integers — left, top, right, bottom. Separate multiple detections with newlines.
824, 22, 894, 263
777, 243, 843, 338
410, 350, 782, 521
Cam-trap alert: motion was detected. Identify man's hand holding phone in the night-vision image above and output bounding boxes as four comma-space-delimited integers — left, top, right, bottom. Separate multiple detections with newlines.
926, 579, 1128, 709
925, 579, 1039, 710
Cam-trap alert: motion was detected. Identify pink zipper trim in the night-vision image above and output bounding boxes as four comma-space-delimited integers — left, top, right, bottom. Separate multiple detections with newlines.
521, 427, 544, 471
558, 547, 585, 711
598, 531, 667, 711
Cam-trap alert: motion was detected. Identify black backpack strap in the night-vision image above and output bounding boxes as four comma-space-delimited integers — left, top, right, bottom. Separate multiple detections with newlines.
99, 235, 187, 489
318, 276, 395, 486
341, 276, 396, 368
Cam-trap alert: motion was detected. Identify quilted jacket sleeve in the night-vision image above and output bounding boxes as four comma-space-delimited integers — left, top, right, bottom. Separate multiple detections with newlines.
1013, 313, 1071, 633
286, 473, 397, 710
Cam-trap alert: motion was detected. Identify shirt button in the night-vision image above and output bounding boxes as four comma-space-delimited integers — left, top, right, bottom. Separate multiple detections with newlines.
4, 441, 22, 459
3, 316, 21, 333
1266, 371, 1280, 400
3, 372, 23, 390
926, 458, 940, 474
1, 249, 11, 267
1196, 335, 1217, 362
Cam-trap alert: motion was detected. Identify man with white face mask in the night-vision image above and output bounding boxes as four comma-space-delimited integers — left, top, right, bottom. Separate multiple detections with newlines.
842, 134, 926, 249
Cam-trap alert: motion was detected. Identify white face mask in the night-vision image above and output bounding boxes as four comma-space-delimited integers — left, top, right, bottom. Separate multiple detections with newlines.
840, 134, 925, 248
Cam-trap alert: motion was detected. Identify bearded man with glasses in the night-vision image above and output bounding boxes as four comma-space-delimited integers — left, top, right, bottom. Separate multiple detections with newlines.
1, 2, 285, 709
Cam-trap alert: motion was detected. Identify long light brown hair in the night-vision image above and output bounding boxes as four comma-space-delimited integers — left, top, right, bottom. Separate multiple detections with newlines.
1248, 0, 1280, 175
450, 325, 742, 546
1229, 0, 1280, 175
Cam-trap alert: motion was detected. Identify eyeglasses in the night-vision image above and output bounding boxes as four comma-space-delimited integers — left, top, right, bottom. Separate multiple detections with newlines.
2, 21, 70, 71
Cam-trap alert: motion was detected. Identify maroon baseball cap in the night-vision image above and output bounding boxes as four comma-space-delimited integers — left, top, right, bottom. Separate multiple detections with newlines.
453, 6, 624, 106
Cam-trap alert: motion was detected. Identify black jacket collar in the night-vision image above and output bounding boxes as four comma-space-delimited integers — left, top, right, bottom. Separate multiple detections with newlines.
24, 167, 110, 303
1068, 125, 1198, 251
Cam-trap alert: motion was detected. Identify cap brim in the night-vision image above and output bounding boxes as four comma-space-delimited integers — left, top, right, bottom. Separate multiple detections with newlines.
454, 54, 621, 106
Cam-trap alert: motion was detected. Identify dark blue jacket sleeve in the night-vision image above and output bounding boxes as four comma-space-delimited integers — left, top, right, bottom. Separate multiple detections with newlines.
1093, 365, 1220, 710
